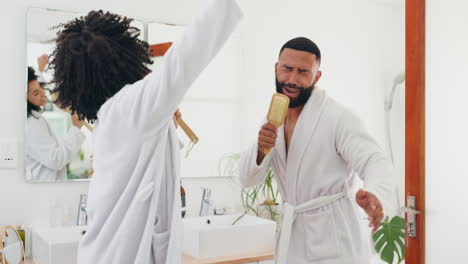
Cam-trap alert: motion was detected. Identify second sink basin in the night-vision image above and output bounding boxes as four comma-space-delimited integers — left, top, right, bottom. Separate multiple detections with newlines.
32, 226, 85, 264
182, 214, 276, 259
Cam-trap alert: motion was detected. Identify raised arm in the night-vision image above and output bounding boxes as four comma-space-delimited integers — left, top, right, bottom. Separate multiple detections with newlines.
116, 0, 243, 135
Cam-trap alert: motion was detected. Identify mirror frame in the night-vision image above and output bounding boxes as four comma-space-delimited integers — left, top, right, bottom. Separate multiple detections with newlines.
0, 226, 25, 264
24, 7, 98, 183
24, 7, 150, 183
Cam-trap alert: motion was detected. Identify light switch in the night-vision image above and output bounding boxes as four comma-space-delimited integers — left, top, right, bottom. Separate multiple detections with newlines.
0, 139, 17, 169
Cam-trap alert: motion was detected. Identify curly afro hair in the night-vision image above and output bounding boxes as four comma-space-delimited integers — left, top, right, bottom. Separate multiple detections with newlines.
49, 10, 153, 122
27, 66, 42, 118
28, 66, 37, 83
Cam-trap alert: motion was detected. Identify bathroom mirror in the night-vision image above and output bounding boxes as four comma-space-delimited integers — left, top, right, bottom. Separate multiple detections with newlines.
25, 8, 144, 183
147, 4, 406, 192
0, 226, 24, 264
148, 22, 243, 178
147, 1, 409, 262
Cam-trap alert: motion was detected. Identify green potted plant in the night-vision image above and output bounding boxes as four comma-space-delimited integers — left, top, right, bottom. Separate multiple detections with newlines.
218, 153, 240, 177
373, 215, 406, 264
235, 169, 281, 224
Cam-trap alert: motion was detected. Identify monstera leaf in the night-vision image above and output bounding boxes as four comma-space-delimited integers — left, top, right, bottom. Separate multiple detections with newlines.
373, 216, 405, 264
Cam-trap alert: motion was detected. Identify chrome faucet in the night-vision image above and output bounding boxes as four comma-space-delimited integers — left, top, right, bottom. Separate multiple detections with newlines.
77, 194, 88, 226
199, 187, 212, 217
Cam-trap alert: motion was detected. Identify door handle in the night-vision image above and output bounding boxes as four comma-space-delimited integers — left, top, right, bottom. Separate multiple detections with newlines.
401, 195, 420, 239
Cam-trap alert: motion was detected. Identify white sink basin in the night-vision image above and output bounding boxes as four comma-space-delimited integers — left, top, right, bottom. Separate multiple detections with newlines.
183, 214, 276, 259
32, 226, 85, 264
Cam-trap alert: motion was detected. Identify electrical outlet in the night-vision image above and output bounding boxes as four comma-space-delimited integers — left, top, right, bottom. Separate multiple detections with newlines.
0, 139, 17, 169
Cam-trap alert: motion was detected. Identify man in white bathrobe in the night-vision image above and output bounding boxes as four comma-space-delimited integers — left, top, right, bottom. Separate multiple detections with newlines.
240, 37, 395, 264
49, 0, 243, 263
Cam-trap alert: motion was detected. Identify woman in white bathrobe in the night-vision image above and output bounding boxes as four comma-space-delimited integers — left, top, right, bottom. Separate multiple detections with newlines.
240, 37, 395, 264
48, 1, 243, 263
26, 67, 85, 182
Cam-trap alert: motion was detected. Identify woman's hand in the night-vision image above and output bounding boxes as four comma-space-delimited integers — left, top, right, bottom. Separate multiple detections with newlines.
173, 108, 182, 128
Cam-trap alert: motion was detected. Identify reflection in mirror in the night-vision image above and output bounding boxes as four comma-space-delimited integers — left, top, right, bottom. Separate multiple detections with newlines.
25, 8, 144, 183
386, 72, 405, 213
148, 22, 244, 178
0, 226, 24, 264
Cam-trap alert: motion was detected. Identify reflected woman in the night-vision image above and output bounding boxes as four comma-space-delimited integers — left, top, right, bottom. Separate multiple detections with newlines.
26, 66, 85, 182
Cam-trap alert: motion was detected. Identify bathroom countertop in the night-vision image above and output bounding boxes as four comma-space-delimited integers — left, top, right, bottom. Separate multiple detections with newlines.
22, 253, 274, 264
0, 257, 34, 264
182, 250, 274, 264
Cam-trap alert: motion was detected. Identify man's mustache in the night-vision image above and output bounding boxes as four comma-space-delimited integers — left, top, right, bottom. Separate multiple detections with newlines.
280, 83, 306, 92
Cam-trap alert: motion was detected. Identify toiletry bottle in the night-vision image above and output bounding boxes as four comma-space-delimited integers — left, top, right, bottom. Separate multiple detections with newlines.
16, 225, 25, 245
181, 181, 186, 218
62, 205, 73, 226
50, 201, 64, 227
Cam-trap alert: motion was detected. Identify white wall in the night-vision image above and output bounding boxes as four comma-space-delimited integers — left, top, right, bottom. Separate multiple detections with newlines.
0, 0, 403, 247
148, 23, 244, 178
426, 0, 468, 262
238, 0, 404, 149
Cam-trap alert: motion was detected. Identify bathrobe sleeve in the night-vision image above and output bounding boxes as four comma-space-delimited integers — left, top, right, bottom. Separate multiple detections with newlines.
114, 0, 243, 135
37, 71, 46, 83
335, 110, 396, 215
26, 117, 86, 170
239, 142, 274, 188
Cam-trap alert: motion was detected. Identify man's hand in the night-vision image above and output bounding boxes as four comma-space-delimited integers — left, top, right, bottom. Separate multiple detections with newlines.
173, 108, 182, 128
256, 122, 277, 165
37, 54, 49, 72
356, 189, 383, 233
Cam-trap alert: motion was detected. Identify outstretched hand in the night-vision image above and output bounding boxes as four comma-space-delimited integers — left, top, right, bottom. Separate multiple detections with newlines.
355, 189, 384, 233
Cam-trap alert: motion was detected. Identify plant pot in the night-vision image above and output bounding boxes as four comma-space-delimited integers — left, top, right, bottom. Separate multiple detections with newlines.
256, 203, 282, 223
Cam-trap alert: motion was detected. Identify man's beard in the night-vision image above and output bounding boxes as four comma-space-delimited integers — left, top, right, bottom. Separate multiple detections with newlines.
275, 78, 315, 108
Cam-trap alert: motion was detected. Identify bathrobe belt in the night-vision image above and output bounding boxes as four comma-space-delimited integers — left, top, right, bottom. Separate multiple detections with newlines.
275, 186, 351, 264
